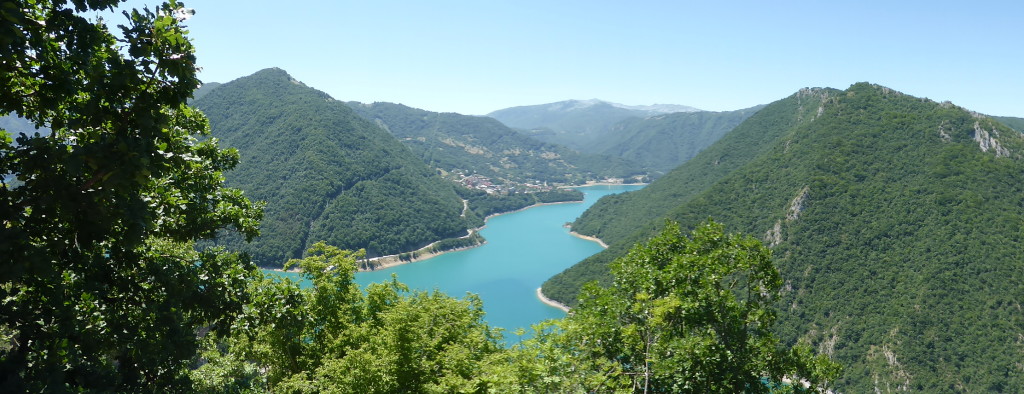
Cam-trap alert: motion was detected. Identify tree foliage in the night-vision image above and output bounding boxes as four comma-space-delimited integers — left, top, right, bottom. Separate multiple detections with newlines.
556, 221, 839, 393
196, 224, 840, 393
0, 0, 262, 390
194, 243, 505, 393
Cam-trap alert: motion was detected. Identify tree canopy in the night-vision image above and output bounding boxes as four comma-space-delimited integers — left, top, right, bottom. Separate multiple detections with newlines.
1, 1, 262, 390
554, 221, 839, 392
192, 243, 506, 393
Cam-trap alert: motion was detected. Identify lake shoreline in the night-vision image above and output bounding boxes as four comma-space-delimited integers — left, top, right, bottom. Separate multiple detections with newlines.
571, 181, 648, 187
359, 199, 584, 272
567, 230, 609, 249
536, 287, 570, 312
270, 183, 639, 274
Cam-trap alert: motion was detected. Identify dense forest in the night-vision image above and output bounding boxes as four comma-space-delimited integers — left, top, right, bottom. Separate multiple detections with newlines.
547, 83, 1024, 391
565, 88, 840, 247
994, 115, 1024, 133
591, 106, 763, 173
347, 102, 641, 185
193, 69, 474, 264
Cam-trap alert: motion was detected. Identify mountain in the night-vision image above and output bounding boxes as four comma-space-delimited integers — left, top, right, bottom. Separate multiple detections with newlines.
345, 102, 643, 185
545, 83, 1024, 391
590, 106, 764, 173
1, 113, 50, 141
192, 82, 221, 101
487, 99, 699, 152
193, 68, 474, 265
610, 102, 702, 113
489, 100, 761, 174
995, 115, 1024, 133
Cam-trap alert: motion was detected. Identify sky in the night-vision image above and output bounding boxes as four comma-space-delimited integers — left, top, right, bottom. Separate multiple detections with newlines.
107, 1, 1022, 116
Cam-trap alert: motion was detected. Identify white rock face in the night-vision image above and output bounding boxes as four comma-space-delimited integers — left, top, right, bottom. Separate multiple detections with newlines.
973, 121, 1010, 157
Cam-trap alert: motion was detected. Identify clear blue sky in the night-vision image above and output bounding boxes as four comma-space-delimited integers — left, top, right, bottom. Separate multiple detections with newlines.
109, 1, 1022, 116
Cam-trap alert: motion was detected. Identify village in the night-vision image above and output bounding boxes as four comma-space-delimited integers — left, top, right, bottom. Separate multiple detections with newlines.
456, 173, 557, 195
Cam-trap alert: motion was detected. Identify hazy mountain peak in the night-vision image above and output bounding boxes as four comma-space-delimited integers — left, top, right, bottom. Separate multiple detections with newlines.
518, 99, 700, 114
607, 102, 702, 113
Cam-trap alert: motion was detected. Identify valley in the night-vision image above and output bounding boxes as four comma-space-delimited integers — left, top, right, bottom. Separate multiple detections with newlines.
7, 2, 1023, 391
5, 68, 1022, 391
195, 73, 1024, 391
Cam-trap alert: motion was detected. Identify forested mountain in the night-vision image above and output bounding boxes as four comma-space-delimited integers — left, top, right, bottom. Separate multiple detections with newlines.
193, 68, 474, 265
591, 106, 763, 173
192, 82, 222, 101
346, 102, 641, 184
489, 100, 764, 174
546, 83, 1024, 391
0, 113, 50, 142
995, 115, 1024, 133
487, 99, 699, 152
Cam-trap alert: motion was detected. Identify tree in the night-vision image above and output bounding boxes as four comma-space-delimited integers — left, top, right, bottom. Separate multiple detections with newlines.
561, 220, 840, 393
0, 1, 262, 390
194, 242, 506, 392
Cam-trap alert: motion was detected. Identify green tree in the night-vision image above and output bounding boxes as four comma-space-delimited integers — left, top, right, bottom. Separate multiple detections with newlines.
195, 243, 505, 392
561, 220, 840, 393
0, 1, 262, 390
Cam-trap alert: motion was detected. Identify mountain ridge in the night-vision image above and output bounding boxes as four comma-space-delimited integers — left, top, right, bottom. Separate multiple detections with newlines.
193, 68, 473, 265
345, 101, 644, 185
545, 82, 1024, 391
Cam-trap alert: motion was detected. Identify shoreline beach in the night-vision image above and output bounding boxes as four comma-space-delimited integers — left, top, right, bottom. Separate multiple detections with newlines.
567, 230, 609, 249
535, 287, 570, 312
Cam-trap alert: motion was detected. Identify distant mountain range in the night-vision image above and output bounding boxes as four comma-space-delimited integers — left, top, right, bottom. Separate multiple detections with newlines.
488, 99, 763, 174
543, 83, 1024, 391
591, 106, 764, 173
0, 113, 50, 142
345, 102, 643, 185
487, 99, 699, 152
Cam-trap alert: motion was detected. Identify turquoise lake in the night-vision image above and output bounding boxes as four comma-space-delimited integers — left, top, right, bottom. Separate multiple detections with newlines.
269, 184, 643, 335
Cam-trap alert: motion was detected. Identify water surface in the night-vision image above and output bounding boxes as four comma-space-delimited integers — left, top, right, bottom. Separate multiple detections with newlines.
271, 184, 643, 333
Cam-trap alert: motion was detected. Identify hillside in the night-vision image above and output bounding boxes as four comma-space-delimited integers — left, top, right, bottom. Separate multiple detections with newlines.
192, 82, 222, 101
546, 83, 1024, 391
346, 102, 642, 185
487, 99, 698, 152
995, 115, 1024, 133
193, 68, 474, 266
591, 106, 764, 173
566, 89, 836, 247
489, 100, 763, 173
0, 113, 50, 141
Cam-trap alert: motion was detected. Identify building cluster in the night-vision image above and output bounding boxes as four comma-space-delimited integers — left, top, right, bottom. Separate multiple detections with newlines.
458, 173, 554, 195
